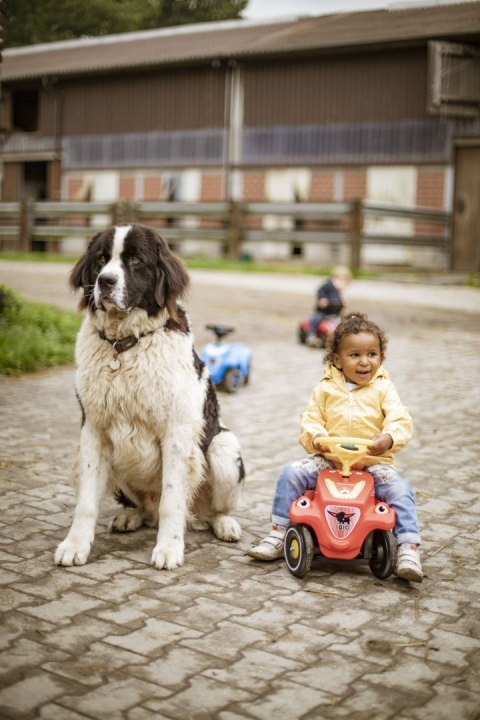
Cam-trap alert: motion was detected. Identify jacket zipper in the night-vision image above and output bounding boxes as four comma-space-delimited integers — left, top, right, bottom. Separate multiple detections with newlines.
348, 389, 354, 435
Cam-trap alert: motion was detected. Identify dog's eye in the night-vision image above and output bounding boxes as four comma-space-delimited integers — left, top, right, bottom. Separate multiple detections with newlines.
129, 256, 141, 266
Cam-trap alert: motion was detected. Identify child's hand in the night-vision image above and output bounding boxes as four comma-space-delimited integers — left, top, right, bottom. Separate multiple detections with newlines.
368, 433, 393, 456
312, 430, 329, 454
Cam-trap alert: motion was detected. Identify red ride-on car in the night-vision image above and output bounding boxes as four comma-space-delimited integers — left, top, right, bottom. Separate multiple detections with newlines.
284, 437, 397, 579
297, 314, 340, 348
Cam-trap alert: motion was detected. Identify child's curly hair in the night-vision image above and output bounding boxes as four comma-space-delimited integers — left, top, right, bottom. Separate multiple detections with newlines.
324, 312, 388, 364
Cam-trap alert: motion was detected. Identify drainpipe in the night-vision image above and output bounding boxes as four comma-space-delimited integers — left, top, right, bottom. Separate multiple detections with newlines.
223, 60, 243, 202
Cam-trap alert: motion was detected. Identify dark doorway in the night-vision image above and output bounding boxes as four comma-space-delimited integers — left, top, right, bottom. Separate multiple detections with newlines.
22, 161, 48, 200
22, 162, 48, 251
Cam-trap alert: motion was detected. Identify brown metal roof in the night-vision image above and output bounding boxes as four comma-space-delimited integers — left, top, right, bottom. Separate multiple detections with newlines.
2, 3, 480, 82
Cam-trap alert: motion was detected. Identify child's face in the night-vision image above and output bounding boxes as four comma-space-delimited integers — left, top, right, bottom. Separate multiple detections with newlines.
333, 331, 382, 386
332, 276, 350, 292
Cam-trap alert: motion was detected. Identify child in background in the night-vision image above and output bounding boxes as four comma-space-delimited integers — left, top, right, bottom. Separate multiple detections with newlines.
248, 312, 423, 582
307, 265, 352, 347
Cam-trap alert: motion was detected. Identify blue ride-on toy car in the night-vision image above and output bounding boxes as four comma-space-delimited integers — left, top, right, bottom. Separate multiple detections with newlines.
199, 325, 252, 393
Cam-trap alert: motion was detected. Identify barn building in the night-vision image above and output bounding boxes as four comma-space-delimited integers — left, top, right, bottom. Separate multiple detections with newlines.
1, 2, 479, 268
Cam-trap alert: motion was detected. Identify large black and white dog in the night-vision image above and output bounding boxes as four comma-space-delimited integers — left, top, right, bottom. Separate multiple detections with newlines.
55, 223, 244, 570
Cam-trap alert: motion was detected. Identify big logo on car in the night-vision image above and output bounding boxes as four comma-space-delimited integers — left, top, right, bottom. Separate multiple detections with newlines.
325, 505, 360, 539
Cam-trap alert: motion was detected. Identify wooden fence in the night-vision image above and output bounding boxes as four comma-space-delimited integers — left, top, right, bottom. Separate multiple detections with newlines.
0, 198, 451, 269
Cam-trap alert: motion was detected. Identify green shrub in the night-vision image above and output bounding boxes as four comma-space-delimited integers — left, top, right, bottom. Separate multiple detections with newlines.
0, 285, 82, 375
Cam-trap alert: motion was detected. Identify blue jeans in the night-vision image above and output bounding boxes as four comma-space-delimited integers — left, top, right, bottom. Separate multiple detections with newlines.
271, 455, 421, 546
309, 311, 325, 335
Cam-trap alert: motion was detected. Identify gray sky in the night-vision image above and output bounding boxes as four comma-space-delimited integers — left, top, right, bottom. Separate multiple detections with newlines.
242, 0, 476, 20
243, 0, 386, 19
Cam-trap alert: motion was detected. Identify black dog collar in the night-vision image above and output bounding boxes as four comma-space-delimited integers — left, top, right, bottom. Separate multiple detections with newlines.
99, 330, 154, 354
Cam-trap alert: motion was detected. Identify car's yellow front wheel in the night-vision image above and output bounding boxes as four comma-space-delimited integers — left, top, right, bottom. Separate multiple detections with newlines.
284, 524, 314, 577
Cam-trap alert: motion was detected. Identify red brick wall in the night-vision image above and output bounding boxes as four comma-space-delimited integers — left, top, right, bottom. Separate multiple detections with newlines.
343, 170, 367, 201
143, 175, 163, 201
309, 171, 335, 202
415, 167, 445, 236
243, 173, 265, 201
200, 172, 223, 201
416, 168, 444, 208
119, 176, 135, 201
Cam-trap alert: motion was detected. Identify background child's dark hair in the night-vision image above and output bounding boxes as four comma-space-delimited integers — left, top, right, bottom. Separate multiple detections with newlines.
324, 312, 388, 364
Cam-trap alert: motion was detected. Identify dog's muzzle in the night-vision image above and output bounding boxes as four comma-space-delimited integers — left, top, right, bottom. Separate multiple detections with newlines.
98, 272, 117, 293
96, 272, 128, 310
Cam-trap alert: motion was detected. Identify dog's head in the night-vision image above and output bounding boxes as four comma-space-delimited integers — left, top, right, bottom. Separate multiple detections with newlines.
70, 224, 190, 317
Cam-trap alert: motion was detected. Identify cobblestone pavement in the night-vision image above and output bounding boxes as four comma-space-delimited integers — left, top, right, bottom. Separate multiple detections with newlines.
1, 261, 480, 720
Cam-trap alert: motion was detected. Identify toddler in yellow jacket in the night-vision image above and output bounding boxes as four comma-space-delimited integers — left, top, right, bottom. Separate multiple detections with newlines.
248, 312, 423, 582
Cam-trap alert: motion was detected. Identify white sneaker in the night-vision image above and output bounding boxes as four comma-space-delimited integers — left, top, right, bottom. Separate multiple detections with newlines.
395, 544, 423, 583
248, 528, 285, 561
306, 334, 320, 348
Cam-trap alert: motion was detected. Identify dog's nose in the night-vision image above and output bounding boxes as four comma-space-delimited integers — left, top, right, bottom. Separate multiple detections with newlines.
98, 273, 117, 288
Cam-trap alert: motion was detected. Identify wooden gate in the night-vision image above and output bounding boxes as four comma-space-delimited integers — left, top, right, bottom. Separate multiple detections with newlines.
452, 142, 480, 271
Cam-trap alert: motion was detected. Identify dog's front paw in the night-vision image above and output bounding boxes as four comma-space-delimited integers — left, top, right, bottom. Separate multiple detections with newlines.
151, 539, 184, 570
55, 538, 91, 566
109, 508, 144, 533
188, 516, 209, 531
212, 514, 242, 542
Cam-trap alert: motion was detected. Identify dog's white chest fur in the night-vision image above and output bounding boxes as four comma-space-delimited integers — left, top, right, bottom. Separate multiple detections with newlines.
76, 318, 203, 489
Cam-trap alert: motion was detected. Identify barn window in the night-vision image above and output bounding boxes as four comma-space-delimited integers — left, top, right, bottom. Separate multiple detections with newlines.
12, 88, 39, 132
428, 41, 480, 117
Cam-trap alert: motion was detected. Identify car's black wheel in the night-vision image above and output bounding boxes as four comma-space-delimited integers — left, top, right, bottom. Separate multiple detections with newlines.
222, 368, 244, 393
369, 530, 396, 579
298, 327, 307, 344
284, 524, 314, 577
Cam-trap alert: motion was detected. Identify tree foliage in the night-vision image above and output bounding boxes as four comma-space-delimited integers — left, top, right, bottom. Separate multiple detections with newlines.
3, 0, 249, 48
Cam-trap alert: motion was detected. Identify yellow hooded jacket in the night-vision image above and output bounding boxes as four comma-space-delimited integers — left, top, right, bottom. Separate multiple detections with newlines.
299, 364, 413, 467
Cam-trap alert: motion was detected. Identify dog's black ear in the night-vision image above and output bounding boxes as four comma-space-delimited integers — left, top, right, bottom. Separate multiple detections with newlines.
152, 231, 190, 316
70, 231, 104, 309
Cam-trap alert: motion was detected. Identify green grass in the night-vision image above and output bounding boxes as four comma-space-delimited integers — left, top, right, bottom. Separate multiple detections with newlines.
468, 273, 480, 289
1, 251, 477, 286
0, 251, 368, 278
0, 285, 82, 375
183, 254, 343, 276
0, 251, 81, 264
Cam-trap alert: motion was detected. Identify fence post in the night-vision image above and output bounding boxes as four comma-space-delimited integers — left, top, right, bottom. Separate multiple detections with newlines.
110, 202, 119, 226
123, 202, 137, 223
19, 198, 34, 252
226, 200, 242, 260
349, 199, 362, 270
110, 201, 137, 225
